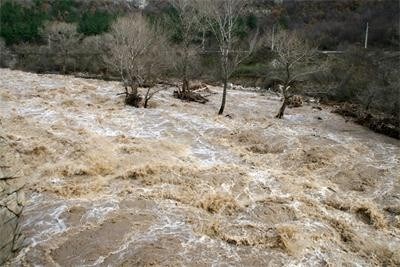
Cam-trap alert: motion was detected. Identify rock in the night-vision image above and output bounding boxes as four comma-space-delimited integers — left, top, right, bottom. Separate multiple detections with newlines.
5, 193, 23, 215
0, 217, 18, 249
0, 242, 13, 265
5, 179, 24, 195
0, 168, 25, 264
16, 191, 25, 206
0, 169, 13, 180
0, 208, 15, 225
0, 180, 5, 194
12, 233, 25, 252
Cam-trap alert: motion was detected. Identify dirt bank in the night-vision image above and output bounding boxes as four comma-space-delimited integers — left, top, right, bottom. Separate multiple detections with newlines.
1, 68, 399, 266
332, 103, 399, 139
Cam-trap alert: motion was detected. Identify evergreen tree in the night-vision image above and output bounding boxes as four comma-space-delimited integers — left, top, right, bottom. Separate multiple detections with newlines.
78, 11, 114, 36
0, 1, 47, 44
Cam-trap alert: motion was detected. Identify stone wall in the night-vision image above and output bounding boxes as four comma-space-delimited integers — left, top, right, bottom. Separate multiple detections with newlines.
0, 168, 25, 265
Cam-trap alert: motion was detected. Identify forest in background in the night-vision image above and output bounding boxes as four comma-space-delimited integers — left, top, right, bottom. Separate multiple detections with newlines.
0, 0, 399, 137
1, 0, 398, 49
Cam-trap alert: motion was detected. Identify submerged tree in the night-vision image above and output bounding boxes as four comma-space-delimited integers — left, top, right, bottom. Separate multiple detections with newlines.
168, 0, 201, 100
107, 14, 169, 108
197, 0, 258, 115
270, 31, 319, 119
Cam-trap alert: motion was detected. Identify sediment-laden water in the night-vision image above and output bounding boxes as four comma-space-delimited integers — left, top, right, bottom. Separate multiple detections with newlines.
1, 69, 399, 266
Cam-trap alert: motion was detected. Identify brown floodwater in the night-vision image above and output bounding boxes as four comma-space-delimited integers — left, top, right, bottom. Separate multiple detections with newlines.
1, 68, 399, 266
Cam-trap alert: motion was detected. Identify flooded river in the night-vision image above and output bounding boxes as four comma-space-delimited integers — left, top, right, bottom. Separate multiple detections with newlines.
1, 69, 399, 266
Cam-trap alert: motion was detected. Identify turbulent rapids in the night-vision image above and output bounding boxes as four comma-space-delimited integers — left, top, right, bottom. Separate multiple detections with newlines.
0, 68, 399, 266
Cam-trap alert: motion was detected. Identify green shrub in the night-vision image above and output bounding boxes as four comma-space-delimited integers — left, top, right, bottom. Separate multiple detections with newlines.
78, 11, 115, 36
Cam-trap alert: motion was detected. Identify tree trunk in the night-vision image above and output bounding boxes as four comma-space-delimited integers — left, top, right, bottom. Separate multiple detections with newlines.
365, 93, 374, 111
182, 78, 189, 95
202, 29, 205, 52
63, 52, 67, 74
125, 82, 142, 108
131, 83, 139, 97
62, 48, 70, 74
144, 88, 150, 108
276, 97, 287, 119
181, 44, 189, 96
218, 78, 228, 115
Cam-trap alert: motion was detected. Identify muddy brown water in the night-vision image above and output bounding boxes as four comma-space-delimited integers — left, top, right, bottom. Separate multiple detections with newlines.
0, 68, 399, 266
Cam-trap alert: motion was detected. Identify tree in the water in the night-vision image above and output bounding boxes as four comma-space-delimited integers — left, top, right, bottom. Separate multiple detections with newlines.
270, 31, 319, 119
196, 0, 258, 115
167, 0, 201, 101
106, 14, 169, 108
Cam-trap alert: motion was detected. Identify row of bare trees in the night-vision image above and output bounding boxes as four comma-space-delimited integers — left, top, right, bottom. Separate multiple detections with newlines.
6, 0, 317, 118
4, 0, 396, 124
105, 0, 318, 117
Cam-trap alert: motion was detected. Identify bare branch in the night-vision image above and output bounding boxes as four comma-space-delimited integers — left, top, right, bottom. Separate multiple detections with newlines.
195, 0, 257, 114
106, 14, 170, 108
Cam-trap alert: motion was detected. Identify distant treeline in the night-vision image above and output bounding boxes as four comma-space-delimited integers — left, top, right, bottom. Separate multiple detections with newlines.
0, 0, 116, 45
1, 0, 399, 49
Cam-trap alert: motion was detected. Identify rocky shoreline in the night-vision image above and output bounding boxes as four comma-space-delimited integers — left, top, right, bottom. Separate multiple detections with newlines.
0, 167, 25, 265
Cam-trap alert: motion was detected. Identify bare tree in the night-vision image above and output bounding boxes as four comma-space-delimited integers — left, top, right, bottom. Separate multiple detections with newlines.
270, 31, 319, 118
141, 46, 169, 108
107, 14, 169, 108
42, 22, 81, 74
197, 0, 258, 115
79, 35, 108, 75
168, 0, 200, 99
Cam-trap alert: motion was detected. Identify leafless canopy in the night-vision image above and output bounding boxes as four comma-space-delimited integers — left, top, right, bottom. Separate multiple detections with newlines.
269, 30, 320, 118
169, 0, 201, 96
41, 22, 81, 74
196, 0, 258, 114
272, 31, 319, 87
197, 0, 257, 76
107, 14, 169, 107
